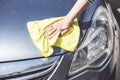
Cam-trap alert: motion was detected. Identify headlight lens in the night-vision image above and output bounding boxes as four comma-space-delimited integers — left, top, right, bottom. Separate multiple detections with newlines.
69, 6, 114, 75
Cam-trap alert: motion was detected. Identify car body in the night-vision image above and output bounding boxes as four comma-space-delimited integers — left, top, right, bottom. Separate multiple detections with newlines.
0, 0, 119, 80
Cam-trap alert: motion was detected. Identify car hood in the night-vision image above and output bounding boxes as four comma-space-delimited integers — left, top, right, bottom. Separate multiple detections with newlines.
0, 0, 76, 62
0, 24, 41, 62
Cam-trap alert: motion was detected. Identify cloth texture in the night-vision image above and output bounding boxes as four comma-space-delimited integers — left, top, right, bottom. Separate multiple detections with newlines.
27, 17, 80, 57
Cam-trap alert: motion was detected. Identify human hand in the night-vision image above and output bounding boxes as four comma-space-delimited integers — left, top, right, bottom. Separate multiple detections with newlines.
44, 19, 71, 39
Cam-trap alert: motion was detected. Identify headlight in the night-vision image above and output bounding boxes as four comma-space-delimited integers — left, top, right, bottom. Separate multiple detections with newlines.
69, 6, 114, 76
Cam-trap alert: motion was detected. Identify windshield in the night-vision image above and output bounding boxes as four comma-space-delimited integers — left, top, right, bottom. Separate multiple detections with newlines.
0, 0, 76, 61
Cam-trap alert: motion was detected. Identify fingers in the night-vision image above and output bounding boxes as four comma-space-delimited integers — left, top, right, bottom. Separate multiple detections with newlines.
60, 29, 69, 36
44, 26, 69, 39
44, 19, 70, 39
46, 26, 56, 36
46, 29, 59, 39
44, 24, 57, 39
45, 25, 53, 32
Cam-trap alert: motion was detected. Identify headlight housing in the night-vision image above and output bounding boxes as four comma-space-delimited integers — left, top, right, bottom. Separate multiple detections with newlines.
69, 6, 114, 76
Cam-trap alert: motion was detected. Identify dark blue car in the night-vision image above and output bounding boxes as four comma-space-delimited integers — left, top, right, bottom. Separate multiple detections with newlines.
0, 0, 119, 80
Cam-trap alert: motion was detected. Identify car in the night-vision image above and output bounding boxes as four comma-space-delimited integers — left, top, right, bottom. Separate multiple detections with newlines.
0, 0, 119, 80
109, 0, 120, 80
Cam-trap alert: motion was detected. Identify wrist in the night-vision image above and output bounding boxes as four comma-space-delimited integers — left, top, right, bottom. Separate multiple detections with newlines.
64, 15, 74, 25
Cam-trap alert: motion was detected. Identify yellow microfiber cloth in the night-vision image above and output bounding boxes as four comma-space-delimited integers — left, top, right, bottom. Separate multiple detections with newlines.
27, 17, 80, 57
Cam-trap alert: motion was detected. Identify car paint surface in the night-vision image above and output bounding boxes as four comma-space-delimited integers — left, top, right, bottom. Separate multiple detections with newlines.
0, 0, 76, 61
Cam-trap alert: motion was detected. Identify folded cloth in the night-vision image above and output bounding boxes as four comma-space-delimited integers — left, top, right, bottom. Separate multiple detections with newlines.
27, 17, 80, 57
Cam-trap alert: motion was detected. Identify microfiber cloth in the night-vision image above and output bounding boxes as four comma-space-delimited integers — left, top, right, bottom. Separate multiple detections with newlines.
27, 17, 80, 57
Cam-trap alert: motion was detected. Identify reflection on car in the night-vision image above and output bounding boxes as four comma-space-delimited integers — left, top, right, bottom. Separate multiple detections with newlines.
0, 0, 119, 80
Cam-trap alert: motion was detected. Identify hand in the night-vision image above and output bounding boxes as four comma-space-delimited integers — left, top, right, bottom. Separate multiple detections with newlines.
44, 0, 89, 39
44, 19, 71, 39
